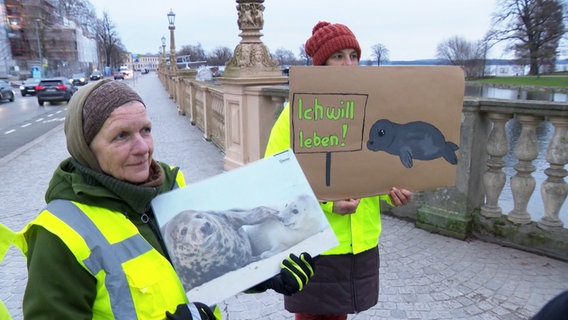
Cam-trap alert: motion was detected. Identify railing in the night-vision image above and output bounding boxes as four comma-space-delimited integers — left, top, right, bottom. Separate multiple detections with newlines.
162, 74, 568, 260
478, 99, 567, 228
177, 78, 226, 150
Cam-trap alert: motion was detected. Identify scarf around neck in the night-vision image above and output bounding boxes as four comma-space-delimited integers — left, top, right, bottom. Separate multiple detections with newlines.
71, 158, 165, 214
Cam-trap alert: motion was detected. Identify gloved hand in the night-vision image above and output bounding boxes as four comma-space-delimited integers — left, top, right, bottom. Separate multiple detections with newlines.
255, 252, 315, 295
165, 302, 216, 320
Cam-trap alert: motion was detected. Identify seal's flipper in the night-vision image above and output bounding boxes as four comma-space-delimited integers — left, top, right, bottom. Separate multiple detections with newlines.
399, 150, 414, 168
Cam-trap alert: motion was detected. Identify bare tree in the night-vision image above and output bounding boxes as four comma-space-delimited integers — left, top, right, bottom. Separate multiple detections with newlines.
490, 0, 566, 75
273, 47, 296, 66
94, 11, 126, 69
207, 46, 233, 66
178, 43, 207, 62
299, 44, 311, 65
437, 36, 486, 78
371, 43, 389, 66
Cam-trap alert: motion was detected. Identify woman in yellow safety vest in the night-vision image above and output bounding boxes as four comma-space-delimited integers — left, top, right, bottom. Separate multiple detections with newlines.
17, 79, 314, 320
264, 21, 412, 320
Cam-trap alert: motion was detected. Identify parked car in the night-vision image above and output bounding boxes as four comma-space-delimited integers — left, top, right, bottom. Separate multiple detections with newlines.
71, 73, 88, 86
35, 77, 77, 106
89, 70, 103, 81
19, 78, 41, 96
0, 80, 15, 103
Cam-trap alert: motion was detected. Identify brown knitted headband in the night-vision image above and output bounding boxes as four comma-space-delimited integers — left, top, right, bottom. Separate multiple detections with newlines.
83, 80, 145, 145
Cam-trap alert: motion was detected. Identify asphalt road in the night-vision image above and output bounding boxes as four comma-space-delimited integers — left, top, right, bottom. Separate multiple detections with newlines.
0, 85, 78, 158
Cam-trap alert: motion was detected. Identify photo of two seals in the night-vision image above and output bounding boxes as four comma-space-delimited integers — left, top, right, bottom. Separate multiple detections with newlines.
367, 119, 459, 168
162, 206, 277, 289
161, 194, 325, 290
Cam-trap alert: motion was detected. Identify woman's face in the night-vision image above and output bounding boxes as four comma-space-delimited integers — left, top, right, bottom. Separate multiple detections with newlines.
90, 101, 153, 183
325, 48, 359, 66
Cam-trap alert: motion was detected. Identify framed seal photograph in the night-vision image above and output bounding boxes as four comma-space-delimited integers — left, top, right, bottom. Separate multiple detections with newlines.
151, 149, 338, 306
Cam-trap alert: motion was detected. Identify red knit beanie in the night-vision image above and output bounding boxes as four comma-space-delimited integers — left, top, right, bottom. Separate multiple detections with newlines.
305, 21, 361, 66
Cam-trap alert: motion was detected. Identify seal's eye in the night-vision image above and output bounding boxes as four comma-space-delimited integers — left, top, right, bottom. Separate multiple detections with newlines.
201, 222, 213, 235
292, 209, 299, 215
378, 129, 385, 137
180, 227, 188, 236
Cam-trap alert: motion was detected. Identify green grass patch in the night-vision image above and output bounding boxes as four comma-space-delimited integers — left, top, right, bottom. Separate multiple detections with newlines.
472, 75, 568, 88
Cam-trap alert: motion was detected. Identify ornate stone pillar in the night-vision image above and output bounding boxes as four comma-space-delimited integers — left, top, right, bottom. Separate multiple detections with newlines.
538, 117, 568, 229
220, 0, 288, 170
481, 112, 512, 217
508, 115, 541, 224
223, 0, 281, 79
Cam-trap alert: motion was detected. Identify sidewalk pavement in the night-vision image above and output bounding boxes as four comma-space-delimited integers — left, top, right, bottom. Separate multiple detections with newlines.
1, 74, 566, 320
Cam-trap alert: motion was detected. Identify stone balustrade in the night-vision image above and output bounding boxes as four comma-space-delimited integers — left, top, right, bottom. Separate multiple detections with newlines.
160, 73, 568, 260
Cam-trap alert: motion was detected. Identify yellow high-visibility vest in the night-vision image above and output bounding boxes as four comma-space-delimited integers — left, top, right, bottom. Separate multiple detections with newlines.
19, 199, 188, 319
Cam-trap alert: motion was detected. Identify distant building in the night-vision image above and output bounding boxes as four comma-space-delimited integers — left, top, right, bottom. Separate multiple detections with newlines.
1, 0, 99, 78
484, 64, 528, 77
131, 53, 161, 71
484, 59, 568, 77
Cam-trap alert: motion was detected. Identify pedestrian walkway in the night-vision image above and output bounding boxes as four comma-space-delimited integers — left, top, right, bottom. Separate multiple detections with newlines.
0, 74, 566, 320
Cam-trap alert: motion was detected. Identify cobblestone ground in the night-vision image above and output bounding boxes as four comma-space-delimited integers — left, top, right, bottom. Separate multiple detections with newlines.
1, 74, 567, 320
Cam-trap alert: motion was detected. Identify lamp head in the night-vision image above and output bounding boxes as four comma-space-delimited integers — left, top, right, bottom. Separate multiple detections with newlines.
167, 9, 175, 28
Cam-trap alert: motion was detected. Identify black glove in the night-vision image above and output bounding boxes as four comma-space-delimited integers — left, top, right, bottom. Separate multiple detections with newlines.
165, 302, 216, 320
255, 252, 315, 295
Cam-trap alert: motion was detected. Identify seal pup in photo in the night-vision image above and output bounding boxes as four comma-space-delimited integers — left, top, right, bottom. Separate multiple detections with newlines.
366, 119, 459, 168
244, 194, 327, 259
162, 206, 279, 289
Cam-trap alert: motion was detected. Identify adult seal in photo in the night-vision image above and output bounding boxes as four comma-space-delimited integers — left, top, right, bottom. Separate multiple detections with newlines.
162, 206, 280, 289
367, 119, 459, 168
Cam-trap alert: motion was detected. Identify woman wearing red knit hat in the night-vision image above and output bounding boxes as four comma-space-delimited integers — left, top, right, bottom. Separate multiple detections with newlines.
264, 21, 412, 320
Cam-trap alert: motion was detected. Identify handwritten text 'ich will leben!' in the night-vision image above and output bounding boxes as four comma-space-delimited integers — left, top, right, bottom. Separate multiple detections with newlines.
296, 98, 355, 149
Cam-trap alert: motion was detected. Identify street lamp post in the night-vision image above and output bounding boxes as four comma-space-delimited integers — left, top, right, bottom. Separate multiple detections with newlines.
161, 35, 166, 72
167, 9, 177, 72
35, 19, 43, 77
158, 46, 162, 72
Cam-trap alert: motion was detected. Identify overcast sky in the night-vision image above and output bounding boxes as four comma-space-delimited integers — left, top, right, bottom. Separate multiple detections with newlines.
88, 0, 531, 61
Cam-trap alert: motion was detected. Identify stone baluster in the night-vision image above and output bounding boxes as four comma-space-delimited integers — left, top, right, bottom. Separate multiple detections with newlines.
481, 113, 511, 217
508, 115, 541, 224
538, 117, 568, 229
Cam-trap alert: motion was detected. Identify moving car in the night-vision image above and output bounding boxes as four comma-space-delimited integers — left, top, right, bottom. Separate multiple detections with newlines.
20, 78, 41, 96
113, 72, 124, 80
35, 77, 77, 106
0, 80, 15, 103
90, 70, 103, 81
71, 73, 88, 86
118, 66, 133, 79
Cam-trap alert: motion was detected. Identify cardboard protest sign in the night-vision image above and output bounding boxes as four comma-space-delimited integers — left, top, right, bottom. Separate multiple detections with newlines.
289, 66, 464, 200
151, 150, 338, 306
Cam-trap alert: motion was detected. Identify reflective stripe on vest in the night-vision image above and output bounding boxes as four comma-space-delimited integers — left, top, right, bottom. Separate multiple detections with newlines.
46, 199, 149, 319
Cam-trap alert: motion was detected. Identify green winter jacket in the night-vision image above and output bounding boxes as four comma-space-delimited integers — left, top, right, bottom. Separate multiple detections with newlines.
21, 158, 183, 319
